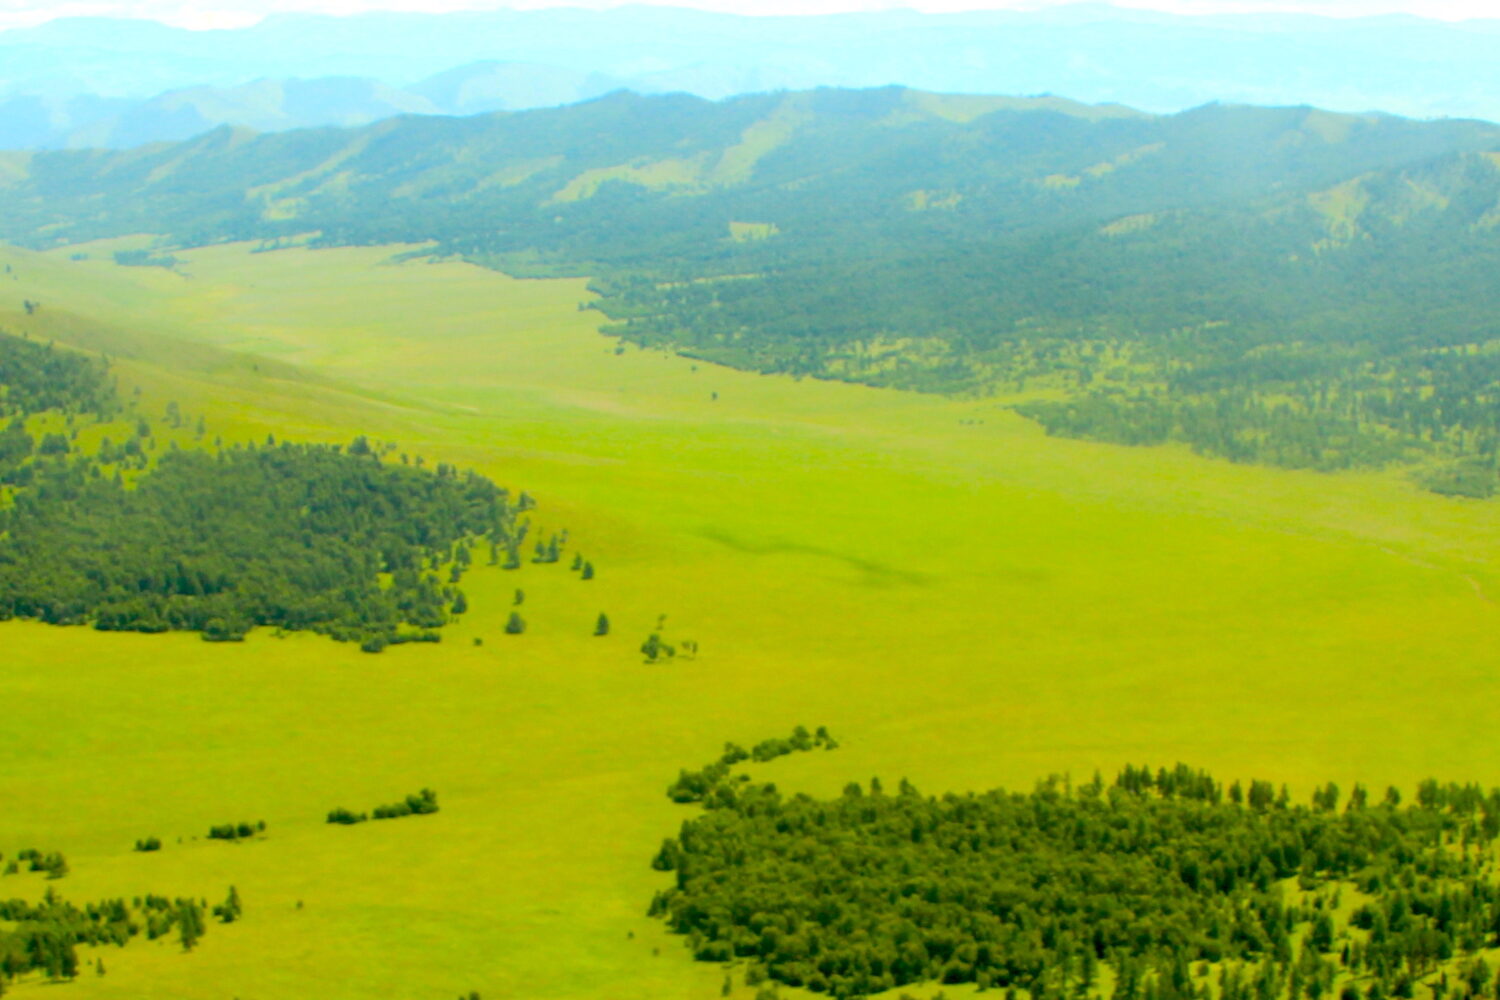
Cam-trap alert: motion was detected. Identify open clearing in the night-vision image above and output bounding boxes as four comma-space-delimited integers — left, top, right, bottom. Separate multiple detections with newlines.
0, 241, 1495, 998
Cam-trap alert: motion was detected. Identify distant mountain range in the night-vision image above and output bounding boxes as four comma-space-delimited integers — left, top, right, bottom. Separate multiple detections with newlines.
0, 65, 625, 150
2, 5, 1499, 150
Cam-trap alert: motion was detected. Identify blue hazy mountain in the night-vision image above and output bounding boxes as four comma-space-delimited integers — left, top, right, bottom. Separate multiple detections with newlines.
1, 5, 1498, 149
407, 62, 624, 117
0, 78, 437, 149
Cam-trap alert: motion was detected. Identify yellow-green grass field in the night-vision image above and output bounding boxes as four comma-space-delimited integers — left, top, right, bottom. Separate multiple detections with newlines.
0, 240, 1495, 998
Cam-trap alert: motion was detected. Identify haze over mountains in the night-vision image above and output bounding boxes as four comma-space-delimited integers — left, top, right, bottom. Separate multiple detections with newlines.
3, 4, 1500, 149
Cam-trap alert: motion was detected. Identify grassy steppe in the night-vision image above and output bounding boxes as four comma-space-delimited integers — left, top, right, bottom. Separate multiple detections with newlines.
0, 241, 1495, 999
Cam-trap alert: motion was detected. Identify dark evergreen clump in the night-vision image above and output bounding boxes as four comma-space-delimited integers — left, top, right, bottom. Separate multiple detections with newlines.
9, 847, 68, 879
0, 439, 519, 647
325, 807, 367, 825
372, 788, 439, 821
327, 789, 438, 824
206, 821, 264, 841
132, 836, 162, 852
650, 756, 1500, 1000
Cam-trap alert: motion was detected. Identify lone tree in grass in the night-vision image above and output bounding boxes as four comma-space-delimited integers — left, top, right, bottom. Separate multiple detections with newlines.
594, 613, 610, 636
178, 900, 205, 951
213, 885, 242, 923
581, 561, 595, 580
641, 632, 675, 662
505, 612, 526, 635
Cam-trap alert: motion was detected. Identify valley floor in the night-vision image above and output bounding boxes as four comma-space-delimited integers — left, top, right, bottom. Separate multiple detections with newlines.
0, 240, 1495, 998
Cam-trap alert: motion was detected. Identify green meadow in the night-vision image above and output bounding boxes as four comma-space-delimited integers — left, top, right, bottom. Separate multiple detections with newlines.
0, 240, 1496, 998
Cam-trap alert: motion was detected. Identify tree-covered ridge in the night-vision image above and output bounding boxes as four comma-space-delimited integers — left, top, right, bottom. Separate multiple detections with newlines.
3, 89, 1499, 493
0, 330, 116, 419
0, 439, 513, 644
4, 92, 1493, 255
650, 757, 1500, 1000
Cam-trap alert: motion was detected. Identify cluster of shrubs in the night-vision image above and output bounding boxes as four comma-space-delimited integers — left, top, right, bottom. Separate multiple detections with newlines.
210, 886, 242, 924
138, 894, 208, 948
207, 820, 265, 841
326, 807, 367, 825
327, 788, 439, 825
641, 633, 698, 663
2, 847, 69, 878
667, 726, 836, 804
0, 887, 233, 984
359, 630, 441, 654
133, 836, 162, 852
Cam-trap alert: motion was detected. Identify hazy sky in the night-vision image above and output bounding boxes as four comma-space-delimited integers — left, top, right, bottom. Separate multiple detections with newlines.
2, 0, 1497, 30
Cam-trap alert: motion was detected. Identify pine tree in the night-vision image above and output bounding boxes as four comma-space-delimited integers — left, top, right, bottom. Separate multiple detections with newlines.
505, 612, 525, 635
178, 898, 206, 951
214, 885, 242, 923
59, 942, 78, 981
581, 561, 594, 580
594, 613, 610, 636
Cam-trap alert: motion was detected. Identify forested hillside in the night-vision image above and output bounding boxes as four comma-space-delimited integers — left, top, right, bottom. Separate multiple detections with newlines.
2, 87, 1497, 493
0, 329, 528, 646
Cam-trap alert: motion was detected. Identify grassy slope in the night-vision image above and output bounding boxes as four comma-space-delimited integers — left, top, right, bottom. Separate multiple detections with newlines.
0, 241, 1495, 999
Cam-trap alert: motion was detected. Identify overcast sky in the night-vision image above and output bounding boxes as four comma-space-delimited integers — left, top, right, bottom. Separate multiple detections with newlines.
2, 0, 1497, 31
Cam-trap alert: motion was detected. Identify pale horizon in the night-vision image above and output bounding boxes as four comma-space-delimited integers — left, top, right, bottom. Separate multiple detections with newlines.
3, 0, 1499, 32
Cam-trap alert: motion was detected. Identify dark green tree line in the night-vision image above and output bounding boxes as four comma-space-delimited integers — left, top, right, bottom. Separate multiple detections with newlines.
650, 754, 1500, 1000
